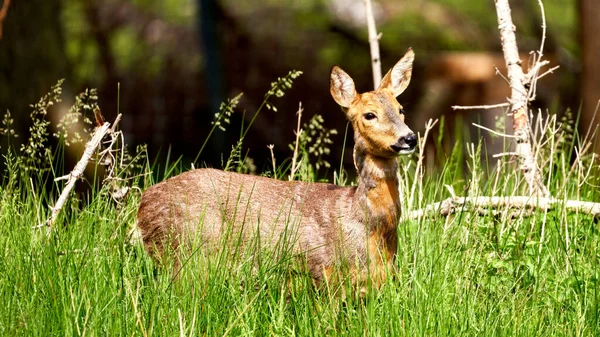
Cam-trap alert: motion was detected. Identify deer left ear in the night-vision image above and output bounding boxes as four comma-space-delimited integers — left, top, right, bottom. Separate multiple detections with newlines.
378, 48, 414, 97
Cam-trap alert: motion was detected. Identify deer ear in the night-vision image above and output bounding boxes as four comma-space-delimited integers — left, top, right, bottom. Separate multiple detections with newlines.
330, 66, 357, 108
379, 48, 414, 97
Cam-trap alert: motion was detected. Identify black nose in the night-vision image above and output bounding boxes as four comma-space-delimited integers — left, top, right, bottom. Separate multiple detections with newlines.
390, 133, 417, 153
404, 134, 417, 148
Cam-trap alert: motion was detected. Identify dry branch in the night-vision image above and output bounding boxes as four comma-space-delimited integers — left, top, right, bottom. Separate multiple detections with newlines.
43, 122, 111, 230
452, 102, 510, 110
289, 102, 303, 181
494, 0, 549, 197
472, 122, 519, 139
267, 144, 276, 175
364, 0, 382, 89
409, 0, 600, 221
408, 196, 600, 219
535, 65, 560, 81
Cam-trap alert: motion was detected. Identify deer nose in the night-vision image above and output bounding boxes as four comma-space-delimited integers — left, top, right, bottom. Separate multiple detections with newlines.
404, 134, 417, 148
390, 133, 417, 153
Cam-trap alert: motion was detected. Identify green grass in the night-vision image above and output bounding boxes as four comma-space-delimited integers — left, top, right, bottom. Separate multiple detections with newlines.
1, 136, 599, 336
1, 82, 599, 335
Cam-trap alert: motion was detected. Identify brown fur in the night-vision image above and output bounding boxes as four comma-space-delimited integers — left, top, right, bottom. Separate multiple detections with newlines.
136, 49, 417, 287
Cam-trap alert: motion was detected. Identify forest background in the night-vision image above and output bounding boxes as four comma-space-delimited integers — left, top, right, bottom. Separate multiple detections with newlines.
1, 0, 598, 172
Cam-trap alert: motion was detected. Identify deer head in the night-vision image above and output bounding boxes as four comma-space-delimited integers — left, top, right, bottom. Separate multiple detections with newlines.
330, 48, 417, 158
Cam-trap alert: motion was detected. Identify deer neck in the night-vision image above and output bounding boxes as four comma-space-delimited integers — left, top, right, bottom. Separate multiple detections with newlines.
353, 148, 401, 231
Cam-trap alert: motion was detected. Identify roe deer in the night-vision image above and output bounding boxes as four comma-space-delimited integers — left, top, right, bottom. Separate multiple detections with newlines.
136, 48, 417, 287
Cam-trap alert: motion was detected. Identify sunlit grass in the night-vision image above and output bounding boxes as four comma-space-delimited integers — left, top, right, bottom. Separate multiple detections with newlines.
1, 79, 599, 335
1, 130, 599, 336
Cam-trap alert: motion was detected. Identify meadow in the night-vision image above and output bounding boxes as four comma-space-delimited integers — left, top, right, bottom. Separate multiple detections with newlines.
0, 79, 599, 336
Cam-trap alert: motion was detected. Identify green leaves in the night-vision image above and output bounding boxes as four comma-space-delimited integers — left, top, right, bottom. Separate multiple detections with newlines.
288, 114, 338, 175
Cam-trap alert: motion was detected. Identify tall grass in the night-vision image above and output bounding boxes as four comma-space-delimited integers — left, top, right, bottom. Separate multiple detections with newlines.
0, 83, 599, 336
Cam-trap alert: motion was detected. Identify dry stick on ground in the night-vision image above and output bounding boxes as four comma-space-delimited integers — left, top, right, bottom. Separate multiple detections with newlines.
408, 196, 600, 219
364, 0, 382, 89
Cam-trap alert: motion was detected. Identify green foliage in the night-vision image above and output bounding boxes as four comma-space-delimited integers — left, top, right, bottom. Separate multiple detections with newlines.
288, 114, 338, 181
265, 70, 303, 100
19, 79, 64, 172
300, 114, 338, 171
212, 93, 242, 132
0, 110, 18, 147
53, 88, 96, 146
194, 92, 243, 165
224, 70, 303, 174
1, 80, 600, 336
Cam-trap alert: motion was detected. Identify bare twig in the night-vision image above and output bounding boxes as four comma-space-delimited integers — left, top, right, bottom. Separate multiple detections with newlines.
452, 102, 510, 110
535, 65, 560, 81
109, 113, 122, 133
364, 0, 382, 89
54, 174, 70, 182
472, 122, 520, 138
289, 102, 303, 181
494, 66, 512, 86
536, 0, 547, 57
526, 60, 550, 85
267, 144, 276, 175
493, 152, 519, 158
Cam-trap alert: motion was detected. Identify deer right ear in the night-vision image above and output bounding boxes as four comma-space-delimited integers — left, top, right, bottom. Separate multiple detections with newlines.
330, 66, 357, 108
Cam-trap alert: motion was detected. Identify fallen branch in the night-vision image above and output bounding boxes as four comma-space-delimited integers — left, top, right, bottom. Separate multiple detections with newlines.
408, 196, 600, 219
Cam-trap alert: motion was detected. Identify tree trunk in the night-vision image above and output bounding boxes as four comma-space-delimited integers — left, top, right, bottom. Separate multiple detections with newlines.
580, 0, 600, 153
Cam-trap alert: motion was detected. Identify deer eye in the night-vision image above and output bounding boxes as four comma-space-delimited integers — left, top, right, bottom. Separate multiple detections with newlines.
364, 112, 377, 120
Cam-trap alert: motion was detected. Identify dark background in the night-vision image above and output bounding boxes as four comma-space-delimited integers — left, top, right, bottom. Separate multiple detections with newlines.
0, 0, 598, 175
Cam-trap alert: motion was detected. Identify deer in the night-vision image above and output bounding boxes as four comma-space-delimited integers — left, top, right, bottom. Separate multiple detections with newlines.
136, 48, 417, 289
